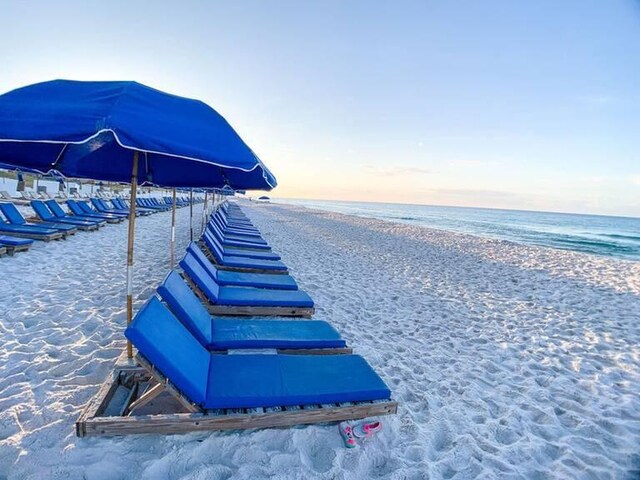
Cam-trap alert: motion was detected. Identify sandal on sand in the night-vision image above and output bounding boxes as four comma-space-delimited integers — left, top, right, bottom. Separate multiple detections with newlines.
353, 420, 383, 439
339, 422, 357, 448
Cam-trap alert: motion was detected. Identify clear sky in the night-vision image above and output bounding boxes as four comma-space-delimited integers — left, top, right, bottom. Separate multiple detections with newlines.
2, 0, 639, 216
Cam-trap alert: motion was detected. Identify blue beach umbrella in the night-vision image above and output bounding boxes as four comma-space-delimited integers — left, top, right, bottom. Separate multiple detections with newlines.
0, 80, 276, 189
0, 80, 277, 356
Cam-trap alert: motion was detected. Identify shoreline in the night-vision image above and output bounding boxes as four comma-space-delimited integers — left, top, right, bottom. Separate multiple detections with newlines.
270, 199, 640, 263
259, 200, 640, 294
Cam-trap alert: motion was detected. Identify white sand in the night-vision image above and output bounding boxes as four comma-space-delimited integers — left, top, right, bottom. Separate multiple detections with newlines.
0, 201, 639, 479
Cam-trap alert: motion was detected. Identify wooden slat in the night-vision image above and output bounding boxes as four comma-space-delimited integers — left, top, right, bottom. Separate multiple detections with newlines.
80, 400, 397, 436
75, 372, 124, 437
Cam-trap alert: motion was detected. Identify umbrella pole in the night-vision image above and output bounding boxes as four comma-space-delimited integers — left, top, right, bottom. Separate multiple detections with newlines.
126, 151, 139, 359
189, 189, 194, 242
201, 191, 208, 234
170, 188, 177, 269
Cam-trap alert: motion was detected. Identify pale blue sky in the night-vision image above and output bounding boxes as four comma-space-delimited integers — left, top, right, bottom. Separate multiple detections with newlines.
2, 0, 639, 215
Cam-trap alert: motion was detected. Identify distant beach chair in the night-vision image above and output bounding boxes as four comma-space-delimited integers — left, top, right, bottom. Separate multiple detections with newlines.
0, 216, 65, 241
76, 296, 395, 437
180, 252, 313, 317
207, 220, 271, 250
90, 198, 133, 217
188, 241, 297, 290
214, 213, 262, 236
45, 200, 108, 226
70, 200, 125, 222
0, 202, 75, 236
136, 198, 166, 212
0, 235, 33, 254
113, 198, 155, 215
201, 231, 286, 273
64, 198, 125, 223
31, 200, 102, 231
210, 220, 268, 245
204, 233, 280, 260
158, 272, 347, 353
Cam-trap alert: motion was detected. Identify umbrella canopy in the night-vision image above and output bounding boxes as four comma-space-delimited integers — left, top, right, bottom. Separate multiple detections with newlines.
0, 80, 276, 190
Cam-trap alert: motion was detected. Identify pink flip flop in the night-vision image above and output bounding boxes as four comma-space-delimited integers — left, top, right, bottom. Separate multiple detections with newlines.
353, 420, 383, 439
339, 422, 357, 448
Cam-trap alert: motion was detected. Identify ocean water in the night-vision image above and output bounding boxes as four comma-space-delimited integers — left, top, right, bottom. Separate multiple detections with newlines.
274, 199, 640, 261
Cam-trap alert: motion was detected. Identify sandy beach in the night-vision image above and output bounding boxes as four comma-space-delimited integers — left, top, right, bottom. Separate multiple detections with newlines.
0, 201, 638, 479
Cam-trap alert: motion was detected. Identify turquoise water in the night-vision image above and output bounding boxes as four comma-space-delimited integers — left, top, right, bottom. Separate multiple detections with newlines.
274, 199, 640, 261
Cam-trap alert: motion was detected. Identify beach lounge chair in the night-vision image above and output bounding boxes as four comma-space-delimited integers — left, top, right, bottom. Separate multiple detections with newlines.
214, 208, 260, 228
73, 200, 126, 222
209, 220, 268, 245
158, 272, 347, 353
201, 232, 287, 273
31, 200, 102, 231
112, 198, 154, 215
180, 253, 313, 316
90, 198, 132, 217
0, 235, 33, 254
214, 215, 261, 236
188, 242, 297, 289
65, 200, 122, 223
75, 297, 394, 436
137, 198, 167, 212
46, 200, 114, 225
218, 206, 256, 224
203, 233, 280, 260
150, 197, 173, 210
0, 202, 76, 235
207, 221, 271, 250
0, 218, 64, 241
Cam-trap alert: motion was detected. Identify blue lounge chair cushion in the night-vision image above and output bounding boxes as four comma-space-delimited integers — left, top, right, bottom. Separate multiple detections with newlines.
0, 203, 76, 233
210, 319, 345, 350
218, 286, 314, 308
158, 270, 213, 346
209, 222, 268, 245
205, 354, 390, 409
157, 270, 339, 349
180, 253, 220, 301
0, 235, 33, 246
219, 255, 288, 271
210, 227, 271, 251
125, 297, 210, 405
209, 235, 280, 260
0, 221, 59, 235
126, 297, 389, 410
0, 202, 27, 224
202, 234, 286, 271
32, 200, 98, 227
46, 200, 104, 224
188, 242, 297, 290
217, 270, 298, 290
30, 200, 55, 221
181, 253, 312, 307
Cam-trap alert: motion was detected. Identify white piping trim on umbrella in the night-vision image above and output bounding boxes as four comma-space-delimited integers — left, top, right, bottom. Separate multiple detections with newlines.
0, 128, 277, 188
